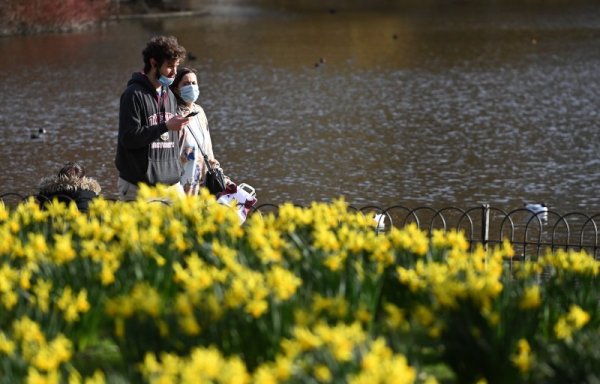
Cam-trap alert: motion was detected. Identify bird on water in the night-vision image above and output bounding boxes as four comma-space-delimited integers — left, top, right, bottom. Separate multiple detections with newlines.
30, 128, 47, 139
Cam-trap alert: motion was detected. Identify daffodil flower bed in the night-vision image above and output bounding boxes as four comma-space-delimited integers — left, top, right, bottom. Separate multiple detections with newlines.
1, 185, 599, 383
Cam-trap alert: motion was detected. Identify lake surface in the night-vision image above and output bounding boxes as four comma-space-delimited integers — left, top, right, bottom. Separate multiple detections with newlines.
1, 3, 599, 213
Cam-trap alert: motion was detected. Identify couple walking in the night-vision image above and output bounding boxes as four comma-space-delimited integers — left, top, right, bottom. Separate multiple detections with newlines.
38, 35, 256, 217
115, 35, 221, 200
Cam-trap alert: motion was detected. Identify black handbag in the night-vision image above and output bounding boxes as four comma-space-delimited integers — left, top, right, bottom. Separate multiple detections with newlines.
203, 156, 226, 195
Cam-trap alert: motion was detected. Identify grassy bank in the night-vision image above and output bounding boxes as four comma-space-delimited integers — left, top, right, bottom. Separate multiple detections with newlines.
2, 0, 596, 36
0, 0, 112, 36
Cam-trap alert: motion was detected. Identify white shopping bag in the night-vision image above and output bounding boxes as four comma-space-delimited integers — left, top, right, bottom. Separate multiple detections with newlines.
217, 183, 257, 224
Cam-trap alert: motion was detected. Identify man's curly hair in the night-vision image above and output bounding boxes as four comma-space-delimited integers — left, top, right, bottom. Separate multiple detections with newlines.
142, 35, 186, 73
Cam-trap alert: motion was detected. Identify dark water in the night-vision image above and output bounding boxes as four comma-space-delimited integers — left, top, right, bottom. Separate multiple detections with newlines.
1, 3, 599, 212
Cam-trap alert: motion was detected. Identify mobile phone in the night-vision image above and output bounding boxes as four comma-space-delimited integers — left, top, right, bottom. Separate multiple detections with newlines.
185, 111, 199, 118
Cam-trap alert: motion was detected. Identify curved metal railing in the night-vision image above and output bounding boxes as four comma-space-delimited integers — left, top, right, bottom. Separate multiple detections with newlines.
2, 193, 598, 260
250, 203, 600, 260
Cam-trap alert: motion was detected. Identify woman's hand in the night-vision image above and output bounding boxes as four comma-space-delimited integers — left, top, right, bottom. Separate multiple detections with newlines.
208, 158, 220, 169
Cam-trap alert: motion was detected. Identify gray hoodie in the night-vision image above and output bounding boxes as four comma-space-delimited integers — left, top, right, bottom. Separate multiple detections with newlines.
115, 72, 183, 186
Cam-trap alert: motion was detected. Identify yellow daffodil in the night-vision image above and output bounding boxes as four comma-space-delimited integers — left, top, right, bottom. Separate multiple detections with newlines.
511, 338, 533, 373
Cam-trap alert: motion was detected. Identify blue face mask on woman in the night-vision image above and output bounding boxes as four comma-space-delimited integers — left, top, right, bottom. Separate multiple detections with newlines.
180, 84, 200, 103
158, 74, 174, 87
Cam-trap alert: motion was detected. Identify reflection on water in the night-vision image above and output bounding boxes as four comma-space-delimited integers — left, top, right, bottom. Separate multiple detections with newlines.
1, 3, 599, 212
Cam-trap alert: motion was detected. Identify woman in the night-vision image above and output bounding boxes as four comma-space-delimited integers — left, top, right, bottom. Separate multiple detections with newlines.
37, 161, 101, 212
170, 67, 222, 195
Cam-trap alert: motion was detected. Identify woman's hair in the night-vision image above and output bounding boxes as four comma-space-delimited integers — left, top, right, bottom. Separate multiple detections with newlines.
58, 162, 85, 179
142, 35, 187, 74
170, 66, 198, 105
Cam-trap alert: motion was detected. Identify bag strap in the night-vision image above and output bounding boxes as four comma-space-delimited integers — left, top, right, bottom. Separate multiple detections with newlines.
186, 124, 214, 172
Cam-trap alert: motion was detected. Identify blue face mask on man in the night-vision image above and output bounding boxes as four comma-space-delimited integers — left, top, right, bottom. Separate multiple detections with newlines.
158, 74, 174, 87
180, 84, 200, 103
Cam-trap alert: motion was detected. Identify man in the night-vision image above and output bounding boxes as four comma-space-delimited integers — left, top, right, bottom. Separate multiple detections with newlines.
115, 35, 190, 200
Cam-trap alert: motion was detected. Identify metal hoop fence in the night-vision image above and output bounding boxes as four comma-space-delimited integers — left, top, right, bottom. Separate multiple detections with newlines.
3, 192, 598, 260
250, 203, 600, 260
